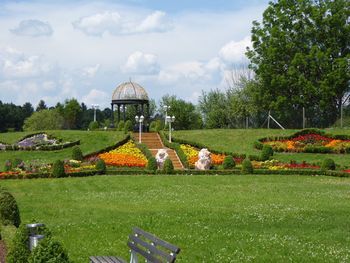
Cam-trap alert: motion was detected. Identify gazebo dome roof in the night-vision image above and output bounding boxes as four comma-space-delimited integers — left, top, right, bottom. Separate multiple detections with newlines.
112, 81, 149, 102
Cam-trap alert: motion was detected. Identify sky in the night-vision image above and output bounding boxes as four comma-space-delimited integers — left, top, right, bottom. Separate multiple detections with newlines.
0, 0, 269, 109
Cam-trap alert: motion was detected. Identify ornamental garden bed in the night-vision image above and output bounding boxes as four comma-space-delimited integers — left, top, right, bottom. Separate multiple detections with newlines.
256, 128, 350, 154
0, 133, 79, 151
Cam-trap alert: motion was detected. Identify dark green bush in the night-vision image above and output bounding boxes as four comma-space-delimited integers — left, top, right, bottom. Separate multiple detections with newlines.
163, 159, 174, 174
4, 159, 12, 172
6, 224, 30, 263
95, 159, 106, 174
28, 238, 71, 263
322, 158, 336, 170
117, 120, 125, 131
72, 146, 83, 161
12, 158, 25, 170
88, 121, 99, 130
147, 157, 158, 171
241, 158, 253, 174
261, 145, 274, 161
0, 189, 21, 227
222, 155, 235, 169
51, 160, 66, 178
124, 120, 133, 133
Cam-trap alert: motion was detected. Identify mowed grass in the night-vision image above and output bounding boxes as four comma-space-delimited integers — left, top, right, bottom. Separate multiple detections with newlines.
1, 175, 350, 262
0, 130, 126, 169
173, 128, 350, 167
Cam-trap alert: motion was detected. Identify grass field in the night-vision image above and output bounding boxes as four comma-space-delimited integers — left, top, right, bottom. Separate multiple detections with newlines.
0, 130, 126, 170
1, 175, 350, 262
173, 129, 350, 167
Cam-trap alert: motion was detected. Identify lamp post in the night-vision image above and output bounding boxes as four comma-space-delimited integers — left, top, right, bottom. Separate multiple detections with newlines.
91, 104, 99, 122
166, 115, 175, 143
135, 115, 144, 143
163, 105, 170, 125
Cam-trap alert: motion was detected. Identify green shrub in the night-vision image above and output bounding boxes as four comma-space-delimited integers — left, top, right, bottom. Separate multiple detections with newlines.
4, 160, 12, 172
88, 121, 99, 130
95, 159, 106, 174
147, 157, 158, 171
149, 120, 164, 132
28, 238, 71, 263
241, 158, 253, 174
261, 145, 274, 161
6, 224, 30, 263
163, 158, 174, 174
117, 120, 125, 131
12, 158, 24, 170
322, 158, 336, 170
71, 146, 83, 161
222, 155, 235, 169
51, 160, 66, 178
124, 120, 133, 133
0, 189, 21, 227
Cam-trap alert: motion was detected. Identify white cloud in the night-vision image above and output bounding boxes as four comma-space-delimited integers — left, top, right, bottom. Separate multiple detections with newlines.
72, 11, 122, 36
72, 10, 173, 36
0, 47, 53, 78
82, 88, 109, 106
81, 64, 100, 78
10, 19, 53, 37
136, 11, 173, 33
219, 36, 251, 64
122, 51, 159, 75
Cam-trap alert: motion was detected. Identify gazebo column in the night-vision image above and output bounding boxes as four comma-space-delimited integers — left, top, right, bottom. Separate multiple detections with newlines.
117, 104, 120, 123
123, 104, 126, 122
141, 104, 144, 116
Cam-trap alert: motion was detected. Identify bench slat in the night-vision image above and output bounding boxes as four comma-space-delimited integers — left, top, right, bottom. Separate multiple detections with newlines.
89, 256, 126, 263
132, 227, 180, 254
128, 241, 163, 263
129, 235, 175, 262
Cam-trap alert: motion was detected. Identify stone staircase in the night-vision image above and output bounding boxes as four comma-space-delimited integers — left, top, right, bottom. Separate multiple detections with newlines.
133, 132, 184, 170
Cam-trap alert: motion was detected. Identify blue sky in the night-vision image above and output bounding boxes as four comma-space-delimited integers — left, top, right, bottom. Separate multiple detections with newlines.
0, 0, 269, 109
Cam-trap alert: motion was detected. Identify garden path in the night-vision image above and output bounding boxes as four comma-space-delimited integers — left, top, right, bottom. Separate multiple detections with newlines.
133, 132, 184, 170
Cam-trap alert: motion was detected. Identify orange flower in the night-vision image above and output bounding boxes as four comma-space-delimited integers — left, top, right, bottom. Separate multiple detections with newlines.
211, 154, 226, 165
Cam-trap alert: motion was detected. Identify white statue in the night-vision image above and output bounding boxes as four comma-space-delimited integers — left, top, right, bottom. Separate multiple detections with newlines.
155, 149, 169, 169
195, 148, 212, 170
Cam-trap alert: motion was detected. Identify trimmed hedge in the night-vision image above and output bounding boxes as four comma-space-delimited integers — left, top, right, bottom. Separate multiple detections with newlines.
0, 188, 21, 227
159, 132, 189, 168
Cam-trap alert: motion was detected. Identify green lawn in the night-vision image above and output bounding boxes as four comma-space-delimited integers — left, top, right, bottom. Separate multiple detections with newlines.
173, 128, 350, 167
0, 131, 126, 170
1, 175, 350, 262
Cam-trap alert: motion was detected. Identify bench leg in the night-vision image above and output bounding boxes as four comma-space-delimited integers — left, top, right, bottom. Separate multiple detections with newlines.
130, 251, 138, 263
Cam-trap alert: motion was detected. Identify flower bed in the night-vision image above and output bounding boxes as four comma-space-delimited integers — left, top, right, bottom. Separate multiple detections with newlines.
251, 160, 320, 170
0, 133, 80, 151
257, 129, 350, 154
98, 140, 147, 167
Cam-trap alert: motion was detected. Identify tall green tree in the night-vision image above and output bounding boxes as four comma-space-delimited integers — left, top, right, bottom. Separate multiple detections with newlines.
36, 100, 47, 112
160, 95, 203, 130
23, 109, 64, 131
247, 0, 350, 128
63, 99, 82, 129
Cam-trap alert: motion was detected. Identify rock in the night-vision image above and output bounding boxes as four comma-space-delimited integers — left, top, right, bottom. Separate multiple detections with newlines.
156, 149, 169, 169
195, 148, 212, 170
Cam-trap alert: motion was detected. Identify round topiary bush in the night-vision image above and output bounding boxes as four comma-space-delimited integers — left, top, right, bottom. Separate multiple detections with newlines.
241, 158, 254, 174
222, 155, 235, 169
51, 160, 66, 178
0, 189, 21, 227
71, 146, 83, 161
163, 159, 174, 174
321, 158, 336, 170
117, 120, 125, 131
88, 121, 99, 130
147, 157, 158, 171
6, 224, 30, 263
261, 145, 274, 161
124, 120, 133, 133
95, 159, 106, 174
28, 238, 71, 263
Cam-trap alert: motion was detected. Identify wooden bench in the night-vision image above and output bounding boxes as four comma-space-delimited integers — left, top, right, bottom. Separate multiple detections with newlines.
90, 227, 181, 263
